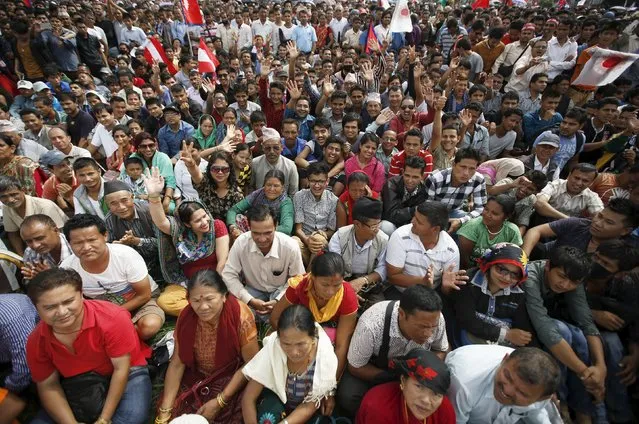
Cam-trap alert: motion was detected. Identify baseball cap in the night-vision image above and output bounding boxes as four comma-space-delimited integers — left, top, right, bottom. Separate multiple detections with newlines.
33, 82, 50, 93
163, 105, 181, 115
40, 150, 73, 167
17, 80, 34, 90
537, 133, 560, 148
261, 127, 281, 142
0, 120, 18, 133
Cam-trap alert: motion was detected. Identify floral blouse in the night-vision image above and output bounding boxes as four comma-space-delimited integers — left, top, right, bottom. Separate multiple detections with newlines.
193, 180, 245, 222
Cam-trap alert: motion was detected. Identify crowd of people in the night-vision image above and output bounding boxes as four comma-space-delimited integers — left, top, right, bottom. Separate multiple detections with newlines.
0, 0, 639, 423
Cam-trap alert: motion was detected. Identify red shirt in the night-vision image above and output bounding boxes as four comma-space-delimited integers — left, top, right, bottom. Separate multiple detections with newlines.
284, 277, 358, 325
26, 300, 149, 382
41, 175, 80, 203
338, 189, 380, 226
258, 77, 285, 131
389, 111, 434, 151
388, 150, 434, 179
357, 382, 456, 424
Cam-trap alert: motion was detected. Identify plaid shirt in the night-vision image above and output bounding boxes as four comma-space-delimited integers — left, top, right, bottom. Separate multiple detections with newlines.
22, 233, 73, 268
424, 168, 487, 224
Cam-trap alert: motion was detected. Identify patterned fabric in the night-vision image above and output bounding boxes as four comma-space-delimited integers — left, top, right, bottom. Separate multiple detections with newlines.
424, 168, 487, 223
0, 294, 38, 392
193, 179, 244, 221
0, 155, 38, 196
285, 361, 316, 410
236, 165, 252, 193
22, 233, 73, 268
293, 189, 338, 235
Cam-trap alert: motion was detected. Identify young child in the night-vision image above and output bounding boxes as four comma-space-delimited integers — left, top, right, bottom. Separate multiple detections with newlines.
119, 156, 148, 200
245, 110, 267, 156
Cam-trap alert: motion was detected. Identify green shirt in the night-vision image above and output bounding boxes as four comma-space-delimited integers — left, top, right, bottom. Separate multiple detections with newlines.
457, 216, 523, 264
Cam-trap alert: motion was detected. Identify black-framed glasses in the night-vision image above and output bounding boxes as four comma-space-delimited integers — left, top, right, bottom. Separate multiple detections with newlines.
361, 220, 382, 230
494, 264, 521, 281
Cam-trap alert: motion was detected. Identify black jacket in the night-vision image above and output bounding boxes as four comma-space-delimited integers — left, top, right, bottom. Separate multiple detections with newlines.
381, 175, 428, 227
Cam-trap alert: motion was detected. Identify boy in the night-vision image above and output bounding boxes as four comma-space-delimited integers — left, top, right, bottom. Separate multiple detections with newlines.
246, 110, 267, 155
258, 65, 286, 130
523, 89, 563, 146
316, 87, 348, 136
119, 156, 148, 200
489, 108, 523, 159
280, 119, 307, 161
87, 103, 117, 159
229, 85, 261, 134
388, 129, 434, 178
459, 102, 490, 161
284, 80, 315, 141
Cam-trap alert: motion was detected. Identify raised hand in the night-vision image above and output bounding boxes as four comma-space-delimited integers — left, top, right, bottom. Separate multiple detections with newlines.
441, 265, 468, 291
360, 62, 374, 82
260, 58, 272, 77
142, 166, 165, 196
435, 95, 447, 111
286, 80, 302, 100
180, 140, 196, 167
375, 108, 396, 126
450, 57, 460, 69
322, 76, 335, 97
459, 109, 473, 127
286, 41, 299, 60
202, 77, 216, 92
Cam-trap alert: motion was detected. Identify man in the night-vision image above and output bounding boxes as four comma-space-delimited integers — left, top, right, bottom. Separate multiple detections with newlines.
438, 18, 468, 63
60, 214, 164, 340
143, 98, 166, 137
523, 246, 607, 423
40, 150, 80, 216
88, 103, 118, 158
60, 94, 97, 147
0, 176, 67, 255
447, 346, 562, 423
168, 84, 203, 128
74, 18, 106, 77
386, 201, 465, 299
388, 129, 433, 178
49, 127, 91, 164
381, 156, 429, 236
290, 8, 316, 55
523, 89, 563, 146
328, 5, 348, 42
580, 97, 619, 165
425, 148, 487, 233
521, 133, 561, 181
103, 181, 160, 281
157, 105, 195, 159
546, 19, 578, 80
492, 22, 535, 78
19, 109, 51, 150
20, 214, 73, 280
222, 205, 305, 316
473, 27, 505, 73
488, 108, 523, 159
534, 163, 603, 220
120, 13, 146, 47
34, 96, 65, 127
292, 162, 338, 266
251, 127, 299, 196
337, 285, 449, 417
251, 5, 274, 49
518, 73, 549, 116
458, 103, 489, 161
454, 38, 484, 83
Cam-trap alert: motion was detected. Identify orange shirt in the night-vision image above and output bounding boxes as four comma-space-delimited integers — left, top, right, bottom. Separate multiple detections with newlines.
571, 47, 596, 92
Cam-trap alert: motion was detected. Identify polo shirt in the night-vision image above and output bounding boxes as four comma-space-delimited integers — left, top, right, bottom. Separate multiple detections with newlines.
537, 179, 604, 218
66, 110, 97, 146
291, 24, 317, 53
2, 196, 68, 232
385, 224, 460, 290
26, 300, 149, 381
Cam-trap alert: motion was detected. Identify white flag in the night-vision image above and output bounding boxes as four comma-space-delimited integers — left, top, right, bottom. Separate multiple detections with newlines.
572, 47, 639, 87
389, 0, 413, 33
380, 0, 391, 10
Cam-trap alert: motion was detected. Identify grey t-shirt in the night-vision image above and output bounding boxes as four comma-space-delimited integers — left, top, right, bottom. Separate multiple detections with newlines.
488, 130, 516, 159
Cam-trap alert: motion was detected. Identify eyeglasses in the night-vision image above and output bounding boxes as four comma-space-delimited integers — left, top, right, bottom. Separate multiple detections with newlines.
137, 143, 155, 150
494, 264, 521, 281
309, 179, 327, 186
360, 220, 381, 230
211, 166, 230, 174
401, 105, 415, 110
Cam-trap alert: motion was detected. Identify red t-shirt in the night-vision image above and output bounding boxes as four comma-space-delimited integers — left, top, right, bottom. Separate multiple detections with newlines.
284, 277, 358, 325
357, 382, 456, 424
26, 300, 149, 382
182, 219, 228, 279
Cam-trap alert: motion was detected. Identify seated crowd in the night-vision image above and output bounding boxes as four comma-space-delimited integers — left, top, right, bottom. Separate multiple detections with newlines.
2, 1, 639, 424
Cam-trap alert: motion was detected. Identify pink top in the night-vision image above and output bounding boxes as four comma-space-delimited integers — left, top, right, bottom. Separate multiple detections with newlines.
344, 155, 386, 192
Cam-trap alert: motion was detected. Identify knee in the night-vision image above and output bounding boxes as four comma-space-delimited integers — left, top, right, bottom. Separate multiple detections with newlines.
554, 320, 573, 344
601, 331, 624, 357
136, 315, 163, 340
380, 220, 396, 236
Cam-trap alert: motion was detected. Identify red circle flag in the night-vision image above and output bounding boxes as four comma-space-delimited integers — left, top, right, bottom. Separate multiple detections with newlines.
602, 56, 625, 69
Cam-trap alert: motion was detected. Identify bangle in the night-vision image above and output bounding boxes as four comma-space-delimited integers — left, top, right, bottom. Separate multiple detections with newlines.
149, 197, 162, 204
158, 407, 173, 414
154, 418, 170, 424
95, 418, 112, 424
217, 392, 228, 408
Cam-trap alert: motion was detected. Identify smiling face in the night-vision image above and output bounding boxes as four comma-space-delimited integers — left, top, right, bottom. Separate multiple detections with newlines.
105, 190, 135, 220
186, 208, 211, 235
0, 187, 25, 209
250, 215, 276, 252
35, 284, 84, 333
566, 169, 596, 195
493, 357, 547, 406
263, 176, 284, 201
359, 140, 377, 162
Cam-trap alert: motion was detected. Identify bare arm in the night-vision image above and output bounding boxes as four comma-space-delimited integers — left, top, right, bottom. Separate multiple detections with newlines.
98, 355, 131, 423
269, 295, 292, 329
7, 232, 24, 256
36, 371, 77, 424
387, 263, 429, 288
335, 313, 357, 381
142, 167, 171, 235
215, 235, 230, 273
533, 196, 569, 220
521, 223, 556, 256
120, 277, 152, 312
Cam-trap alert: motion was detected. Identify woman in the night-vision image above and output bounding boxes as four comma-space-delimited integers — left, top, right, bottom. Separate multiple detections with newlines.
0, 133, 41, 196
179, 141, 244, 221
155, 270, 259, 424
357, 348, 455, 424
193, 114, 217, 151
127, 118, 144, 138
143, 166, 230, 316
270, 253, 358, 383
458, 195, 523, 269
313, 13, 333, 50
215, 108, 245, 144
505, 39, 556, 93
26, 268, 151, 424
477, 158, 525, 191
108, 125, 136, 171
344, 133, 386, 192
232, 143, 252, 195
227, 170, 294, 237
452, 243, 533, 347
124, 132, 177, 213
242, 305, 338, 424
336, 171, 379, 228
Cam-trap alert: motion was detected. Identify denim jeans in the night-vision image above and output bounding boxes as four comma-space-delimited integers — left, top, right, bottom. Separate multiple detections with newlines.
601, 331, 634, 423
30, 367, 152, 424
552, 319, 607, 421
246, 285, 287, 322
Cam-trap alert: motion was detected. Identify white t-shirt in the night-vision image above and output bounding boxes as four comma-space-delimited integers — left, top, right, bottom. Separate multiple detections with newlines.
90, 123, 118, 158
61, 244, 156, 298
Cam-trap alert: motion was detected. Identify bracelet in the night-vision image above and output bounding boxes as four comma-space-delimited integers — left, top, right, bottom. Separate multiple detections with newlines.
158, 406, 173, 414
154, 418, 170, 424
217, 392, 228, 409
148, 194, 162, 200
149, 197, 162, 204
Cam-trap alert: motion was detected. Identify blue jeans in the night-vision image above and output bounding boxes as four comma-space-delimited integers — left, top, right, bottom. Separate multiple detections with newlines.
246, 285, 287, 322
30, 367, 152, 424
601, 331, 634, 422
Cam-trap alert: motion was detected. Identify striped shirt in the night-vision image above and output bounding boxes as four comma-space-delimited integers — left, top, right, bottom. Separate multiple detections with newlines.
0, 294, 38, 392
23, 233, 73, 268
385, 224, 460, 291
347, 300, 448, 369
286, 360, 316, 409
293, 189, 338, 235
424, 168, 487, 224
104, 202, 158, 262
388, 150, 434, 179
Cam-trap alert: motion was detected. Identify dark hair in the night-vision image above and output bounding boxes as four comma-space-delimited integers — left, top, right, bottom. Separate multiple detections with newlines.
112, 124, 129, 137
405, 155, 426, 173
330, 90, 348, 102
468, 84, 488, 97
247, 204, 275, 224
313, 117, 331, 131
281, 117, 299, 129
542, 89, 561, 100
28, 268, 83, 305
526, 170, 548, 192
34, 96, 53, 107
307, 162, 329, 179
487, 195, 516, 219
92, 103, 113, 116
133, 132, 156, 149
0, 175, 22, 192
170, 84, 186, 94
359, 132, 380, 149
510, 19, 525, 31
564, 108, 588, 124
488, 27, 505, 39
109, 95, 126, 105
530, 73, 548, 85
569, 162, 597, 177
20, 214, 58, 232
146, 97, 162, 108
19, 108, 40, 119
596, 240, 639, 271
63, 214, 107, 241
548, 246, 591, 283
250, 110, 267, 124
400, 285, 443, 315
277, 305, 317, 338
342, 113, 362, 130
502, 108, 524, 119
263, 169, 286, 187
187, 269, 229, 296
310, 252, 345, 277
405, 128, 423, 144
508, 348, 561, 397
416, 201, 449, 232
72, 157, 102, 173
501, 91, 520, 104
124, 156, 144, 168
465, 102, 483, 114
454, 147, 481, 164
177, 201, 206, 226
206, 152, 237, 189
607, 197, 639, 229
347, 171, 370, 186
597, 97, 620, 109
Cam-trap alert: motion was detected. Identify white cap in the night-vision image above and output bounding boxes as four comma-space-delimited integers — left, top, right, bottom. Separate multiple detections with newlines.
0, 120, 18, 133
261, 127, 281, 142
17, 80, 33, 90
366, 92, 381, 104
32, 82, 49, 92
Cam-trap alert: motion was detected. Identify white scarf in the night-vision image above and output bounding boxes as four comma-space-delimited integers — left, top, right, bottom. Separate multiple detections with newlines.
242, 323, 337, 406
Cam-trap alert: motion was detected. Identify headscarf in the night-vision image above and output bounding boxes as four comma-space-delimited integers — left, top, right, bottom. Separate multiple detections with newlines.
245, 187, 288, 222
389, 348, 451, 395
477, 242, 528, 286
287, 273, 344, 324
193, 114, 217, 149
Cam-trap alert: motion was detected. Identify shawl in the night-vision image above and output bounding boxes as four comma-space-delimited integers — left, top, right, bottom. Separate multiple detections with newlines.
477, 158, 525, 186
287, 274, 344, 324
246, 187, 288, 220
175, 295, 241, 384
157, 200, 216, 287
193, 114, 217, 149
242, 323, 337, 406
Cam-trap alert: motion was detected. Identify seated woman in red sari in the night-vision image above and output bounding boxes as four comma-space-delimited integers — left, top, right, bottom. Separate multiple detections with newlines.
336, 171, 380, 228
357, 348, 456, 424
155, 269, 259, 424
270, 252, 358, 385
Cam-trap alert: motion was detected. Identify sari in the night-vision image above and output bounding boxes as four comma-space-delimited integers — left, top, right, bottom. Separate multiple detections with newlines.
0, 155, 40, 196
314, 25, 333, 49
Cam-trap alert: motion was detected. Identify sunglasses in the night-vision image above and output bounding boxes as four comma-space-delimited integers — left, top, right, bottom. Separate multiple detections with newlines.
401, 105, 415, 110
211, 166, 230, 174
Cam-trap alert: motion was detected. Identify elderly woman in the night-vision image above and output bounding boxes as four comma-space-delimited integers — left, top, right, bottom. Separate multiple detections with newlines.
452, 243, 533, 347
242, 305, 338, 424
357, 348, 455, 424
155, 270, 259, 424
144, 167, 230, 316
270, 253, 358, 383
0, 133, 41, 196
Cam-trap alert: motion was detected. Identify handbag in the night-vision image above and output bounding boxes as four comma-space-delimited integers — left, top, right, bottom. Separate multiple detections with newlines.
172, 358, 242, 422
61, 372, 110, 423
497, 45, 529, 78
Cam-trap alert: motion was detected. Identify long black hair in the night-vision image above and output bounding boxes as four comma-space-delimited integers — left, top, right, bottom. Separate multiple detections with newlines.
277, 305, 317, 338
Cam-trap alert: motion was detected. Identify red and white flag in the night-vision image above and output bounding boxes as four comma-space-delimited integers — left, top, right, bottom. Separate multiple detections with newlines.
389, 0, 413, 33
181, 0, 204, 25
572, 47, 639, 87
198, 39, 220, 74
471, 0, 489, 9
143, 38, 177, 75
379, 0, 391, 10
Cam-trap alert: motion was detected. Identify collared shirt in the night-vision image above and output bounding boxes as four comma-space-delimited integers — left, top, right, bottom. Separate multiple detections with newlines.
546, 37, 578, 79
66, 110, 97, 146
447, 345, 559, 424
252, 19, 275, 47
425, 168, 488, 223
3, 195, 68, 233
518, 90, 542, 115
105, 202, 158, 262
158, 121, 195, 158
293, 189, 338, 235
23, 233, 73, 268
0, 294, 38, 392
437, 26, 468, 61
120, 26, 147, 46
460, 124, 490, 158
251, 155, 299, 196
328, 226, 387, 280
388, 150, 434, 178
537, 179, 604, 217
291, 23, 317, 53
24, 125, 52, 150
491, 41, 528, 75
16, 137, 48, 162
376, 145, 399, 175
174, 158, 208, 200
221, 231, 305, 304
90, 123, 118, 158
347, 301, 448, 369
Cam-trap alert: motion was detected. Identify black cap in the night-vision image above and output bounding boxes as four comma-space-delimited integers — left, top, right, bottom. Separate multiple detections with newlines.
353, 196, 383, 221
103, 180, 132, 196
389, 348, 451, 395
